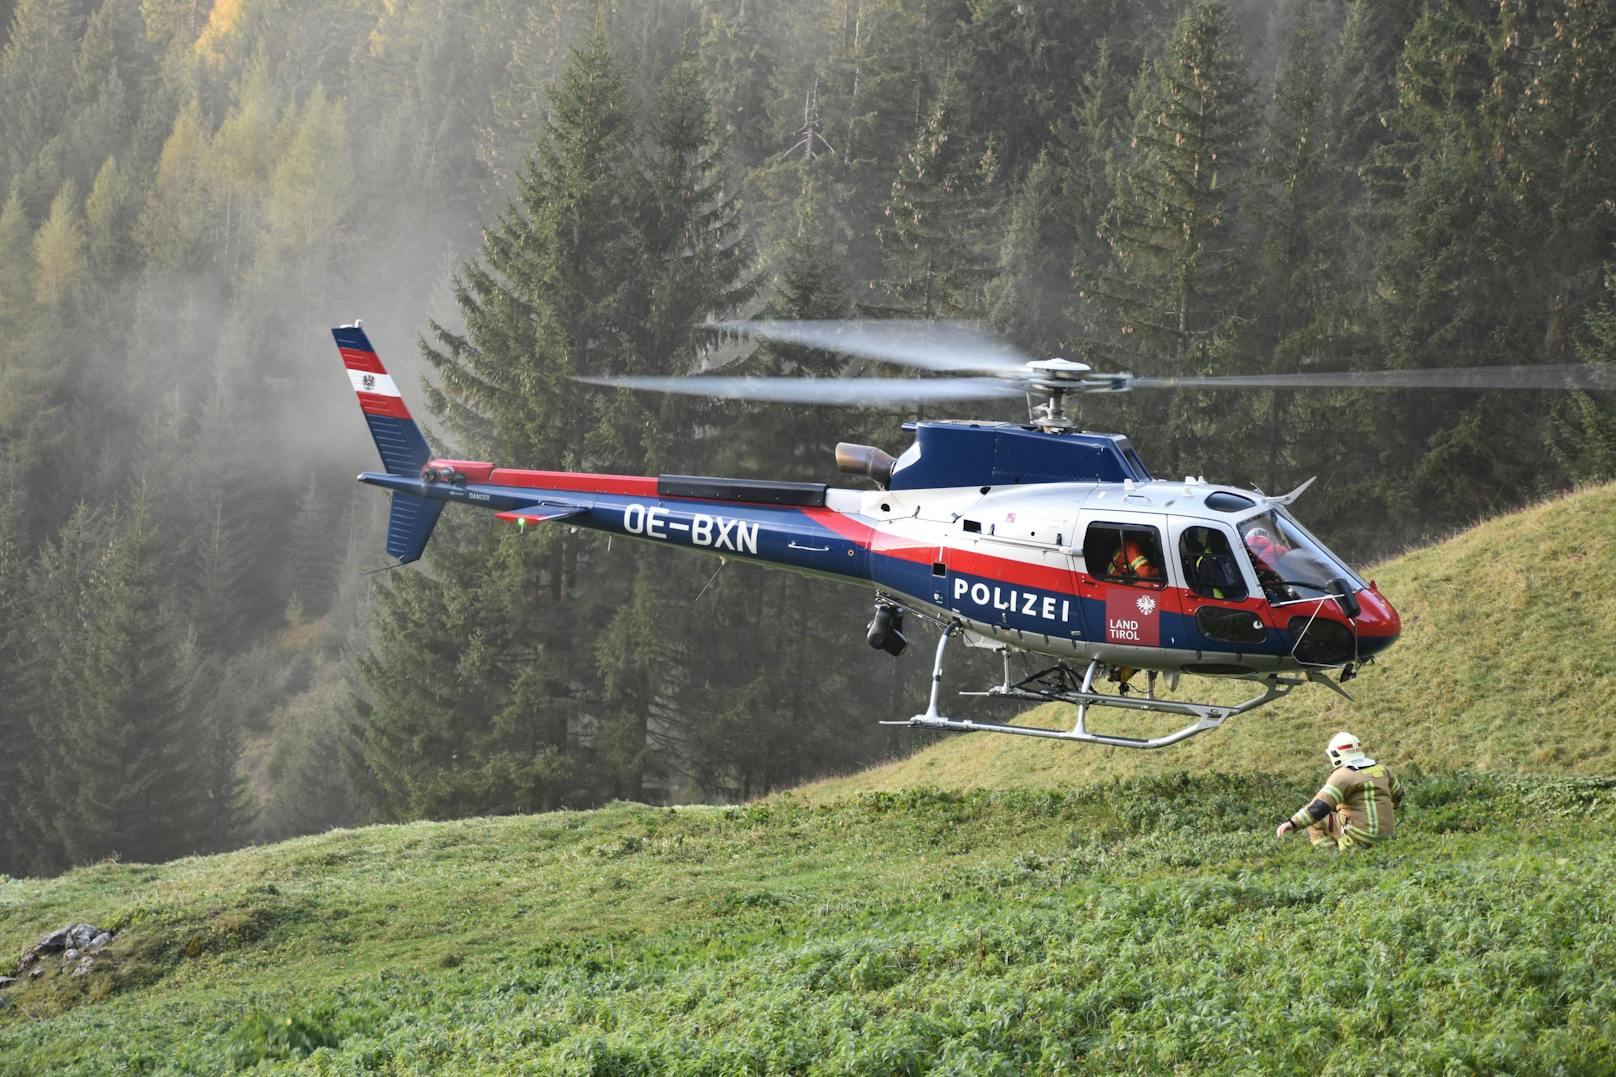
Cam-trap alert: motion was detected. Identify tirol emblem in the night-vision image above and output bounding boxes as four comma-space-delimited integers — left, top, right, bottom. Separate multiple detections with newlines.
1106, 586, 1161, 646
362, 373, 376, 391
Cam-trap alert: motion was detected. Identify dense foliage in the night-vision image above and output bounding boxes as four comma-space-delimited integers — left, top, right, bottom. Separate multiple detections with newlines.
3, 0, 1616, 873
2, 771, 1614, 1072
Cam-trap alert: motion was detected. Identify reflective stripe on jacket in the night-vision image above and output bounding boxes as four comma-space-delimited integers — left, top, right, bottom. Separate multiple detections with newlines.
1289, 763, 1405, 843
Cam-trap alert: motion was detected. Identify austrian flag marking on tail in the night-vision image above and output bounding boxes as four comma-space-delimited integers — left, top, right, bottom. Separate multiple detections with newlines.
347, 368, 401, 399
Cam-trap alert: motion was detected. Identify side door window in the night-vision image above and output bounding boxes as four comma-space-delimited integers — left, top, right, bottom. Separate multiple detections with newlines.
1083, 523, 1167, 589
1179, 525, 1248, 602
1178, 523, 1266, 646
1081, 520, 1185, 648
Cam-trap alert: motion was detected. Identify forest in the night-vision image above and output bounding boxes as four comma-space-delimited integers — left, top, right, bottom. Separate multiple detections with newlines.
1, 0, 1614, 876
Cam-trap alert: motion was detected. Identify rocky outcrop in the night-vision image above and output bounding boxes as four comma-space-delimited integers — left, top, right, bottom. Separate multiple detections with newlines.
13, 923, 117, 981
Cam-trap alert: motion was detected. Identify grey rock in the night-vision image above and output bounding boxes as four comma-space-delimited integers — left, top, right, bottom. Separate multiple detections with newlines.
0, 976, 15, 989
67, 924, 99, 948
63, 948, 80, 962
88, 932, 113, 952
29, 967, 44, 980
36, 927, 71, 952
71, 958, 94, 978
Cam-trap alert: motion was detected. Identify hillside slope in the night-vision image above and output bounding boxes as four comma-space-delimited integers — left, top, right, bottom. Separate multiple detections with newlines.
794, 484, 1616, 802
2, 774, 1615, 1073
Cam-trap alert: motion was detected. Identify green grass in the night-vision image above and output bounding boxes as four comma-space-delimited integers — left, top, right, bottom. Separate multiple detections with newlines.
797, 483, 1616, 802
6, 487, 1616, 1073
4, 773, 1616, 1074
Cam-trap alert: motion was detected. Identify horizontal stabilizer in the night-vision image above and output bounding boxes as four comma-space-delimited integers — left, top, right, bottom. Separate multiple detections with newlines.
494, 504, 587, 526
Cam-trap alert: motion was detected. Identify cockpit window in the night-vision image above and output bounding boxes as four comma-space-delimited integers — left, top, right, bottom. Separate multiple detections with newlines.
1239, 508, 1362, 601
1179, 526, 1248, 602
1085, 523, 1167, 589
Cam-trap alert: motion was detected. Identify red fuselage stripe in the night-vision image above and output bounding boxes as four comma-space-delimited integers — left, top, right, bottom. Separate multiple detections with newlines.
804, 506, 1069, 590
489, 468, 660, 497
801, 505, 1394, 636
340, 346, 388, 375
358, 392, 411, 418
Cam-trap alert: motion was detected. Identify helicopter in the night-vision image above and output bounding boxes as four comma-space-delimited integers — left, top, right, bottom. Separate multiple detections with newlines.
335, 319, 1616, 749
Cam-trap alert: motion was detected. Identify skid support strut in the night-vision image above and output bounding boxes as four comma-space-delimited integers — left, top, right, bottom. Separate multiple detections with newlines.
883, 627, 1326, 749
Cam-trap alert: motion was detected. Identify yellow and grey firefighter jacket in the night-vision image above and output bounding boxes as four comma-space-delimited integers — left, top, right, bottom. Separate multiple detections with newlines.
1287, 761, 1405, 846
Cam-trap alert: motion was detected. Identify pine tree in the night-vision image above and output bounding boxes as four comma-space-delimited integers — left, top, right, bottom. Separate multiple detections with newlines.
587, 57, 760, 801
256, 85, 351, 287
986, 147, 1078, 353
0, 479, 34, 873
0, 0, 79, 198
1099, 0, 1255, 370
1247, 2, 1346, 493
354, 25, 645, 819
1548, 268, 1616, 481
191, 500, 246, 652
137, 98, 215, 273
26, 486, 218, 866
875, 75, 999, 320
31, 179, 86, 309
1364, 5, 1526, 535
84, 156, 136, 282
673, 213, 899, 798
283, 473, 341, 621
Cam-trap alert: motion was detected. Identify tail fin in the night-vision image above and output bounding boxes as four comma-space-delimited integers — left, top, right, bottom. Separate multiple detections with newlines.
334, 323, 441, 565
333, 323, 431, 477
385, 489, 445, 564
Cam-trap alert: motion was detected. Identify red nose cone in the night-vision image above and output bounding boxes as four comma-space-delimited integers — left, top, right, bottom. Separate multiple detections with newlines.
1353, 585, 1401, 657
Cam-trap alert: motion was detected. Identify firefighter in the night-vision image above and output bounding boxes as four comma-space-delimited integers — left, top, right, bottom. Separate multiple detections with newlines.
1107, 535, 1160, 582
1275, 732, 1405, 850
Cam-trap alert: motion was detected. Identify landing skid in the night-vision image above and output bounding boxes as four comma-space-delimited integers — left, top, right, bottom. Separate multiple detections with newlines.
881, 623, 1345, 750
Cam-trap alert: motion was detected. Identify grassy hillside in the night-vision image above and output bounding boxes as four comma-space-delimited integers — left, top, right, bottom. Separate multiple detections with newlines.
796, 484, 1616, 802
3, 773, 1615, 1074
5, 488, 1616, 1074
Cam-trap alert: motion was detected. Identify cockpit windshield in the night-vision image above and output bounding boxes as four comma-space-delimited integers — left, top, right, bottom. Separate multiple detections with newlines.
1237, 507, 1365, 601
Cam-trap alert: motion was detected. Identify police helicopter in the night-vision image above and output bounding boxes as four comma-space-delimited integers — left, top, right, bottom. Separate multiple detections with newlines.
335, 320, 1616, 749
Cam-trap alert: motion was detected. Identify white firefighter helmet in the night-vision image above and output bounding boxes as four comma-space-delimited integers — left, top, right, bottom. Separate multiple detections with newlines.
1325, 731, 1370, 767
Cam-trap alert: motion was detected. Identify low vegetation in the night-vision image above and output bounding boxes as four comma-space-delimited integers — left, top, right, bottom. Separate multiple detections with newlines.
3, 771, 1614, 1074
5, 474, 1615, 1074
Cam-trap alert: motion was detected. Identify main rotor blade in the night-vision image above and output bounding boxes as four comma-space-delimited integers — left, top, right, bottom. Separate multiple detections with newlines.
576, 374, 1021, 405
1124, 364, 1616, 391
718, 319, 1033, 374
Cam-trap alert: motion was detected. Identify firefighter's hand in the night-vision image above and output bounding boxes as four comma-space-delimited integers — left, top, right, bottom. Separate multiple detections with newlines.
1275, 821, 1294, 838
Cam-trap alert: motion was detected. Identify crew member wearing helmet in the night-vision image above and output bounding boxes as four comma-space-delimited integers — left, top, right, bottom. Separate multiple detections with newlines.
1244, 526, 1289, 578
1275, 732, 1405, 850
1107, 535, 1161, 582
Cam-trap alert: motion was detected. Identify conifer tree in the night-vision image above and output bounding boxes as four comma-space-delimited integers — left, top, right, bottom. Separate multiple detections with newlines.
1099, 0, 1255, 370
592, 57, 758, 801
674, 213, 897, 797
31, 485, 217, 865
31, 179, 86, 309
1248, 2, 1342, 493
876, 76, 998, 320
84, 156, 136, 282
138, 98, 215, 273
986, 147, 1077, 353
354, 25, 645, 818
0, 480, 33, 873
283, 473, 341, 621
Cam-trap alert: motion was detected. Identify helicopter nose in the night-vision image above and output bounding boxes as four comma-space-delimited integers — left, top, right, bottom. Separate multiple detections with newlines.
1352, 584, 1401, 658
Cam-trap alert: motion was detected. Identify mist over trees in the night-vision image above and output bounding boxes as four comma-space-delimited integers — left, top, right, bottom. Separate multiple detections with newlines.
3, 0, 1615, 874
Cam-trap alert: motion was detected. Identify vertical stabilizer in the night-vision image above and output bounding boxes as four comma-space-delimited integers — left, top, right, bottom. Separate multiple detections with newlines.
333, 323, 431, 477
334, 323, 442, 564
